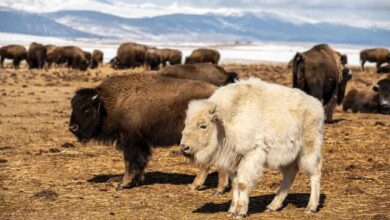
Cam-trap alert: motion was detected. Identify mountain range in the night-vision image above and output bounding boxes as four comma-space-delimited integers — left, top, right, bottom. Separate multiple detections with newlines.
0, 6, 389, 46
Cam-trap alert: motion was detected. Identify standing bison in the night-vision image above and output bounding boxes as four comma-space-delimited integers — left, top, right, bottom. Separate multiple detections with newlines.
292, 44, 352, 123
145, 48, 162, 70
159, 64, 238, 86
113, 42, 151, 69
28, 42, 47, 69
90, 49, 104, 69
69, 74, 229, 193
185, 48, 220, 65
0, 44, 28, 69
47, 46, 89, 70
180, 78, 324, 217
159, 48, 182, 66
343, 78, 390, 114
360, 48, 390, 71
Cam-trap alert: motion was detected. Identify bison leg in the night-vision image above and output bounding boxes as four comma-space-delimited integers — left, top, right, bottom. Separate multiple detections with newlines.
324, 96, 337, 123
117, 139, 151, 190
376, 62, 383, 71
228, 149, 265, 218
214, 169, 230, 195
188, 165, 210, 191
0, 57, 4, 68
13, 59, 20, 69
266, 163, 298, 212
361, 60, 366, 71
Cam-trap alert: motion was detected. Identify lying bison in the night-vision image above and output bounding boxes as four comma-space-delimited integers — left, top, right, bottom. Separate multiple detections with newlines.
292, 44, 352, 123
180, 78, 324, 217
159, 64, 238, 86
69, 74, 229, 193
0, 44, 28, 69
185, 48, 220, 65
113, 42, 151, 69
90, 49, 104, 69
377, 64, 390, 74
28, 42, 47, 69
360, 48, 390, 71
343, 78, 390, 114
47, 46, 89, 70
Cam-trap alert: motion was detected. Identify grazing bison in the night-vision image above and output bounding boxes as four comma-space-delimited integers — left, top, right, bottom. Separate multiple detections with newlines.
159, 64, 238, 86
377, 64, 390, 73
159, 48, 182, 66
69, 74, 229, 193
114, 42, 152, 69
360, 48, 390, 71
90, 49, 104, 69
83, 51, 92, 67
47, 46, 89, 70
145, 48, 162, 70
28, 42, 47, 69
343, 78, 390, 114
292, 44, 352, 123
185, 48, 220, 65
0, 44, 28, 69
180, 78, 324, 217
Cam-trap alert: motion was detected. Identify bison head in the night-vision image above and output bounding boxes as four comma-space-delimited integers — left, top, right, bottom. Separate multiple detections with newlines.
373, 79, 390, 114
110, 57, 120, 69
69, 88, 106, 143
180, 100, 221, 165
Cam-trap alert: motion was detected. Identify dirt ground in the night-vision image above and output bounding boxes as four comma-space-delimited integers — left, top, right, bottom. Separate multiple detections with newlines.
0, 63, 389, 220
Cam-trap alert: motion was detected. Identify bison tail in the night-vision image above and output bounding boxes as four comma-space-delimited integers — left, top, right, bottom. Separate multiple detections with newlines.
292, 52, 303, 88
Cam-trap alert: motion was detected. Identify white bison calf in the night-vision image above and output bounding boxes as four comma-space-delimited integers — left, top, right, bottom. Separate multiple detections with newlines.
180, 78, 324, 217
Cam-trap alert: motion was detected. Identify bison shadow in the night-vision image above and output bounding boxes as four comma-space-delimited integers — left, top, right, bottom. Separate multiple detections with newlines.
88, 171, 221, 188
193, 193, 326, 215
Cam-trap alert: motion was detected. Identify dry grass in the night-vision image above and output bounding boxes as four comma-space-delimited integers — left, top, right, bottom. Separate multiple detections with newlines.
0, 63, 389, 220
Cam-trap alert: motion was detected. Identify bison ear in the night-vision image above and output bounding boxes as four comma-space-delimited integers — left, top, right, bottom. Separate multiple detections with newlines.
373, 84, 380, 92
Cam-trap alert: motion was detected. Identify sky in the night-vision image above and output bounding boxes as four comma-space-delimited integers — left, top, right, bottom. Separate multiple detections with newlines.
1, 0, 390, 29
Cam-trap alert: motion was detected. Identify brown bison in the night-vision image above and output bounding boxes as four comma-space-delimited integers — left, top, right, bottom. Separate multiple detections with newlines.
145, 48, 162, 70
159, 48, 182, 66
113, 42, 152, 69
28, 42, 47, 69
159, 64, 238, 86
377, 64, 390, 73
83, 51, 92, 67
343, 78, 390, 114
0, 44, 28, 69
90, 49, 104, 69
47, 46, 89, 70
292, 44, 352, 123
69, 74, 229, 193
360, 48, 390, 71
185, 48, 220, 65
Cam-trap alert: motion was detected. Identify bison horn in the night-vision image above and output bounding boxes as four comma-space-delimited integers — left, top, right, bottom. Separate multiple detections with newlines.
209, 105, 217, 114
92, 95, 98, 100
373, 84, 380, 92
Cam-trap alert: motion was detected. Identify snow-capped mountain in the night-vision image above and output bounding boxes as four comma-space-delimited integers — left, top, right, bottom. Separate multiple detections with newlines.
0, 6, 390, 46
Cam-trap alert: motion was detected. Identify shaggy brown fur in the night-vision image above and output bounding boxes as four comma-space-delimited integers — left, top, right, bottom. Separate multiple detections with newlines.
343, 89, 379, 113
360, 48, 390, 71
159, 64, 238, 86
90, 49, 104, 69
114, 42, 153, 69
47, 46, 89, 70
185, 48, 220, 65
28, 42, 47, 69
0, 44, 28, 69
292, 44, 352, 123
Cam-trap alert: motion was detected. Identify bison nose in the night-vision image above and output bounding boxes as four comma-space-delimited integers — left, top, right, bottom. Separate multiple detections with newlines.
69, 124, 79, 132
180, 144, 191, 154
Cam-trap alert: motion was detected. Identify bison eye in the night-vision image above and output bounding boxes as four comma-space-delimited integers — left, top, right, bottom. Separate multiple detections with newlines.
199, 124, 208, 129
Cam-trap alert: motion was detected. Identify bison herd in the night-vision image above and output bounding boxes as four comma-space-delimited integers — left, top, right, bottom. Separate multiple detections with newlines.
1, 40, 389, 217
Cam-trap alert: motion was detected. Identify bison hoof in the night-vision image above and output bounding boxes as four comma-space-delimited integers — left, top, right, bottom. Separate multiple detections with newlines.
107, 176, 123, 183
116, 182, 133, 190
188, 184, 206, 191
305, 207, 317, 213
227, 212, 247, 219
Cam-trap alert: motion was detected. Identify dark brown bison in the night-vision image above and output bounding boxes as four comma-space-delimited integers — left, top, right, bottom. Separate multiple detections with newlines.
159, 48, 182, 66
292, 44, 352, 123
343, 78, 390, 114
47, 46, 89, 70
90, 49, 104, 69
360, 48, 390, 71
145, 48, 162, 70
28, 42, 47, 69
113, 42, 152, 69
185, 48, 220, 65
83, 51, 92, 67
0, 44, 28, 69
377, 64, 390, 73
159, 64, 238, 86
69, 74, 229, 193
